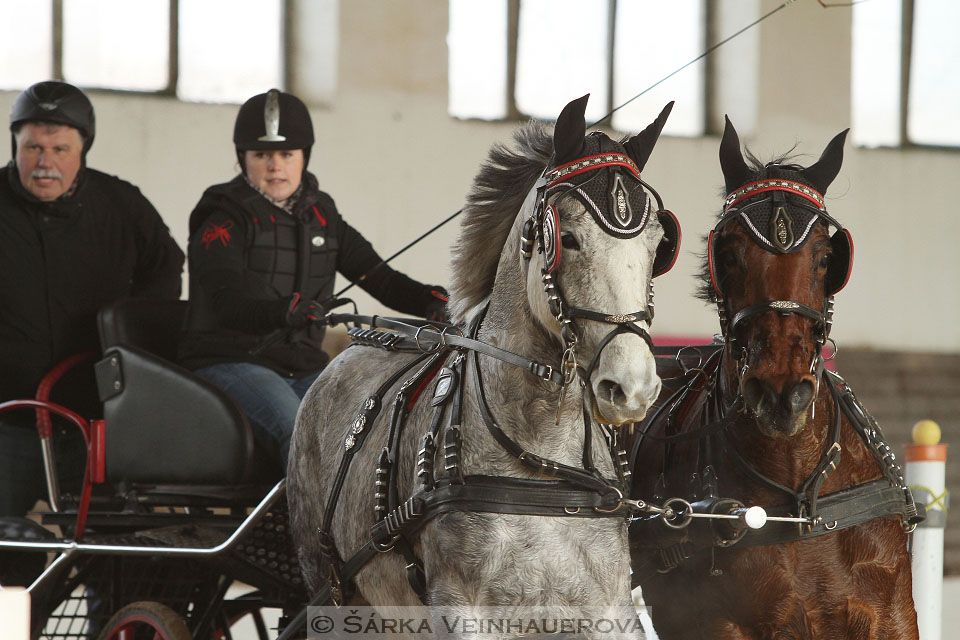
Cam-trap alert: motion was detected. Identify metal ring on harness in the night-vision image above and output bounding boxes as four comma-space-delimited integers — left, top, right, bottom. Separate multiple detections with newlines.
661, 497, 694, 529
414, 325, 441, 353
676, 345, 704, 373
823, 337, 838, 361
593, 487, 625, 514
439, 324, 465, 347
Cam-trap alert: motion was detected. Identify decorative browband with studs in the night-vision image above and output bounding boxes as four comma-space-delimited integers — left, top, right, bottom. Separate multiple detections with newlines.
544, 153, 642, 188
724, 179, 825, 213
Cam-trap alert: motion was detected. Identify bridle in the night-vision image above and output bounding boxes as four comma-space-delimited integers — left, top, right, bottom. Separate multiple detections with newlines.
625, 178, 920, 577
707, 177, 853, 396
520, 146, 681, 409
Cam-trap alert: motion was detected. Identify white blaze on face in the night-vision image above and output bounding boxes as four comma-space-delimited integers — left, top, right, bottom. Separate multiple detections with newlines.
590, 215, 664, 425
530, 193, 663, 426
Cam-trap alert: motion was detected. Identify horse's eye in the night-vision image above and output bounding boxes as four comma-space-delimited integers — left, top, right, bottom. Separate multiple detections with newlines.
819, 253, 831, 269
719, 251, 738, 271
561, 233, 580, 251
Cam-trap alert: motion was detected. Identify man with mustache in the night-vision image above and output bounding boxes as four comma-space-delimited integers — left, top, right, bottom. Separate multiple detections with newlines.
0, 81, 184, 582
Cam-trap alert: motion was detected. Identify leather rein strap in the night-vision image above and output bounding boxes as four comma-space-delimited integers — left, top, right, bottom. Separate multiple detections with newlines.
329, 312, 566, 386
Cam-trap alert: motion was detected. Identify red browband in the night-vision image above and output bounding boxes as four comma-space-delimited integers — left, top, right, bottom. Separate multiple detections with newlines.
724, 179, 825, 213
545, 153, 642, 188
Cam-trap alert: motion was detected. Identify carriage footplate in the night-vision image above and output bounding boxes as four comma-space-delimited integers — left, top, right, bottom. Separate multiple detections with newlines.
227, 505, 307, 598
132, 506, 306, 598
137, 523, 232, 548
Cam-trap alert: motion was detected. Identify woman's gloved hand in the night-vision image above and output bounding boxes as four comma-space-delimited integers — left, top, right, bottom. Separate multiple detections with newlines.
423, 286, 449, 323
283, 292, 324, 328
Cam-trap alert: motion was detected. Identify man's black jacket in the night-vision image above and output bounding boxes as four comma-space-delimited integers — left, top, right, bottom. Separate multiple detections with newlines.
0, 164, 185, 413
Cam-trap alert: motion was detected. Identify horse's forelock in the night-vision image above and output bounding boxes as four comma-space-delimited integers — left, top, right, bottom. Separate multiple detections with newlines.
448, 122, 554, 323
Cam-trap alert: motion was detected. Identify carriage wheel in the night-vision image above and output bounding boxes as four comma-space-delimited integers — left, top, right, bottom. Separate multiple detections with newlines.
96, 601, 191, 640
213, 593, 270, 640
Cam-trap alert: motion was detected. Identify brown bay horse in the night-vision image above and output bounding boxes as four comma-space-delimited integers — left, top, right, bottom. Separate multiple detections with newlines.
626, 119, 922, 639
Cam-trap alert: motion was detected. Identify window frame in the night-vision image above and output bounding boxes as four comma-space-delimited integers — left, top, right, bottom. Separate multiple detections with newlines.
857, 0, 958, 150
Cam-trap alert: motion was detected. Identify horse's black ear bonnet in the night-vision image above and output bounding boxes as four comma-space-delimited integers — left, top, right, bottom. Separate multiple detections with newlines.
535, 98, 681, 278
710, 121, 853, 298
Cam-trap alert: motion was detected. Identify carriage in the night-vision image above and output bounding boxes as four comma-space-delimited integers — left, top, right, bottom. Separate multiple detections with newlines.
1, 98, 923, 640
0, 297, 311, 639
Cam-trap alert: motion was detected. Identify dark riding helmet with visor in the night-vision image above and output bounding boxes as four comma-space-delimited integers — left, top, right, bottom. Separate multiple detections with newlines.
233, 89, 314, 171
9, 80, 96, 157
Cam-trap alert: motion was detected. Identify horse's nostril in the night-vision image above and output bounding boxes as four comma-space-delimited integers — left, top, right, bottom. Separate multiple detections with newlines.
786, 379, 815, 413
596, 379, 625, 406
742, 377, 773, 414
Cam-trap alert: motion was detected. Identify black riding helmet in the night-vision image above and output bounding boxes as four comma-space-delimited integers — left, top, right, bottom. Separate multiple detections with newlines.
9, 81, 96, 157
233, 89, 314, 172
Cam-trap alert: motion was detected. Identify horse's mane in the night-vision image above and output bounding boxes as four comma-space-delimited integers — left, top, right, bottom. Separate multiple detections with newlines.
448, 121, 554, 322
694, 149, 803, 302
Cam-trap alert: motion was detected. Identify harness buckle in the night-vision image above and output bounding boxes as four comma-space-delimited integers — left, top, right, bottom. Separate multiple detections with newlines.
329, 564, 344, 607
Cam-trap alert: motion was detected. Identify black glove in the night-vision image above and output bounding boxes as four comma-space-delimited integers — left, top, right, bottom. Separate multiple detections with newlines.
282, 292, 324, 328
423, 286, 449, 323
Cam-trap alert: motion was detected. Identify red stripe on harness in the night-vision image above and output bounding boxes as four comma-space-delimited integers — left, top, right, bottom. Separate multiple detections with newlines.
545, 153, 642, 188
313, 206, 327, 226
406, 357, 448, 411
723, 179, 825, 212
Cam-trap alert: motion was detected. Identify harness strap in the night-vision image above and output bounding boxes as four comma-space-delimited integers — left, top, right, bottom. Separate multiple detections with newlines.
330, 313, 565, 385
720, 381, 842, 518
728, 300, 825, 337
630, 479, 914, 576
373, 476, 627, 535
385, 351, 449, 511
734, 479, 915, 546
578, 321, 654, 382
472, 348, 620, 497
295, 472, 635, 616
317, 350, 435, 599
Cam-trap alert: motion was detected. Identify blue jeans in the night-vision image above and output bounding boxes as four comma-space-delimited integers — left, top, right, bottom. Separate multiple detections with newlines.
194, 362, 322, 471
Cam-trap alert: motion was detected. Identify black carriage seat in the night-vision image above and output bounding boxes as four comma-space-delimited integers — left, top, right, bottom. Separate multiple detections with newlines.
94, 298, 273, 489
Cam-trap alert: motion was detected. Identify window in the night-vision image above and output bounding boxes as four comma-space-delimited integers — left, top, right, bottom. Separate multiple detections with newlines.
0, 0, 284, 104
178, 0, 283, 103
63, 0, 169, 92
852, 0, 960, 147
448, 0, 706, 137
515, 0, 611, 125
0, 2, 53, 89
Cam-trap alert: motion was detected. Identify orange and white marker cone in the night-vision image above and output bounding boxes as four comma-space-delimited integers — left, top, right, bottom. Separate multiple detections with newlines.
905, 420, 949, 640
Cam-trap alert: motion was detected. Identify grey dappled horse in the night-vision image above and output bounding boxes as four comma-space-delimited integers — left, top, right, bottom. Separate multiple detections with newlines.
288, 96, 677, 635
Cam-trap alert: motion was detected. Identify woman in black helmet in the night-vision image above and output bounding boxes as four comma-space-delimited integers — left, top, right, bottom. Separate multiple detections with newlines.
180, 89, 447, 474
